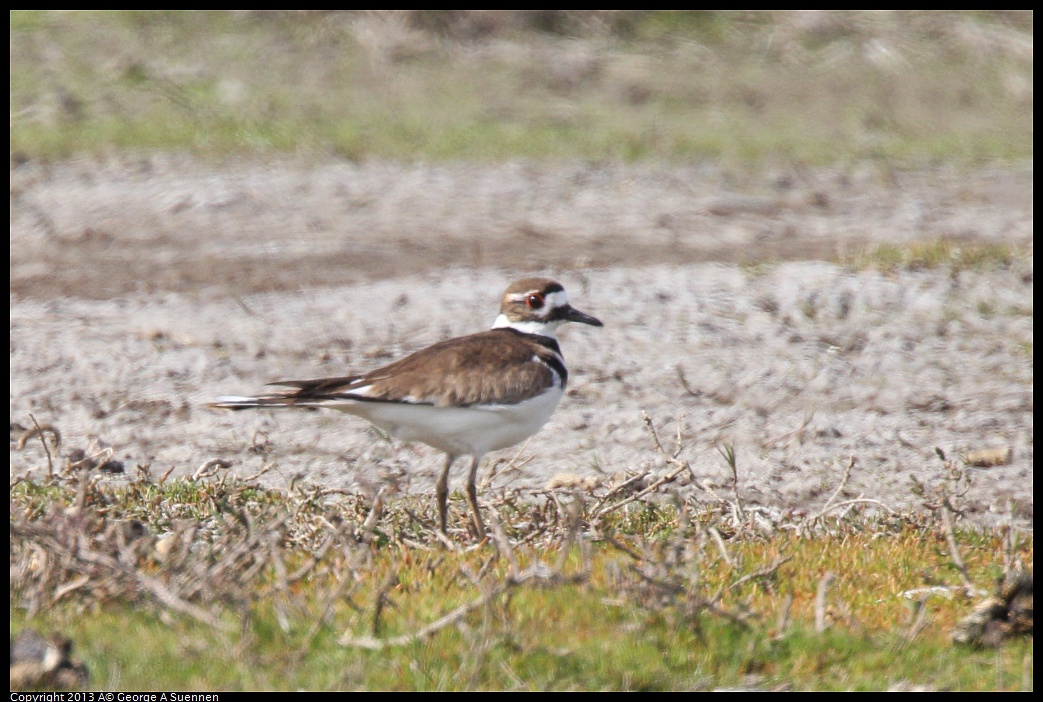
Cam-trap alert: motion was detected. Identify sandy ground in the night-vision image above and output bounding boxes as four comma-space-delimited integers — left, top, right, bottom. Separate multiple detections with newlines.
9, 157, 1034, 528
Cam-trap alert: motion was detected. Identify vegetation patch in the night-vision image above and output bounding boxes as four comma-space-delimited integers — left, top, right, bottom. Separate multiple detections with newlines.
844, 239, 1031, 273
11, 417, 1033, 690
9, 11, 1034, 164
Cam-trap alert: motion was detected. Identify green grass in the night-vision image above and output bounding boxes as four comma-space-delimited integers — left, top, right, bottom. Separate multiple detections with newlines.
17, 598, 1030, 690
844, 239, 1031, 273
9, 11, 1034, 164
10, 469, 1033, 691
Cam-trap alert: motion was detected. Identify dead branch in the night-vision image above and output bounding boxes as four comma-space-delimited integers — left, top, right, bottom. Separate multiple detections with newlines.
370, 569, 400, 638
340, 565, 586, 650
487, 509, 519, 579
813, 498, 898, 519
22, 415, 60, 478
714, 555, 793, 603
594, 413, 693, 518
940, 501, 975, 592
900, 596, 932, 646
815, 572, 835, 632
193, 458, 232, 481
707, 526, 735, 568
359, 486, 387, 543
68, 541, 228, 631
761, 410, 815, 449
812, 456, 855, 520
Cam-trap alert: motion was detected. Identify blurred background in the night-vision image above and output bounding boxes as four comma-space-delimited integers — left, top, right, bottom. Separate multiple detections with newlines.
9, 10, 1033, 163
9, 10, 1034, 297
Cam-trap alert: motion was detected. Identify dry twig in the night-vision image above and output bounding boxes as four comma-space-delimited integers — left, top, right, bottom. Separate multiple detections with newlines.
940, 501, 976, 593
595, 413, 693, 518
341, 565, 586, 650
22, 415, 60, 479
815, 572, 835, 632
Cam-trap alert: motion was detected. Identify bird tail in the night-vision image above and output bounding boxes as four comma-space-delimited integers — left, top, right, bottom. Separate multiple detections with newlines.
208, 395, 294, 411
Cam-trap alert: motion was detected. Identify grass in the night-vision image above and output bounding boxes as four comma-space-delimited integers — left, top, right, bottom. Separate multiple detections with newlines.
10, 426, 1033, 691
9, 10, 1034, 164
844, 239, 1031, 273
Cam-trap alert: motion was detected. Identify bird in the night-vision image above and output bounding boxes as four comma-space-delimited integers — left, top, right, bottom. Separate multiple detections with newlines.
210, 277, 603, 538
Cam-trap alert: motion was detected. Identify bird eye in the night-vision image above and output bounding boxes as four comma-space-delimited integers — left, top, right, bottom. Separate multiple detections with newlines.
526, 293, 544, 309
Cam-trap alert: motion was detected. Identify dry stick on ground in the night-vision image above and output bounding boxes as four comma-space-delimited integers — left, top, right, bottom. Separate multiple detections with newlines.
713, 555, 793, 603
14, 519, 229, 631
940, 500, 976, 593
487, 509, 520, 579
341, 566, 587, 650
775, 592, 795, 637
192, 458, 232, 481
814, 497, 898, 520
812, 456, 855, 520
624, 557, 753, 629
359, 486, 387, 543
900, 596, 933, 646
479, 439, 535, 492
760, 410, 815, 449
605, 526, 776, 630
23, 415, 59, 479
132, 569, 229, 631
134, 461, 153, 483
595, 413, 693, 518
512, 511, 552, 548
292, 486, 360, 521
603, 534, 644, 562
370, 568, 401, 638
403, 508, 460, 551
269, 534, 289, 594
698, 557, 794, 629
288, 521, 352, 584
815, 572, 835, 632
205, 512, 293, 587
51, 574, 91, 602
808, 457, 899, 526
1003, 500, 1021, 577
589, 471, 651, 513
675, 365, 700, 398
300, 559, 363, 651
69, 463, 93, 515
241, 462, 276, 483
694, 597, 755, 630
707, 526, 735, 568
553, 498, 588, 574
64, 444, 114, 479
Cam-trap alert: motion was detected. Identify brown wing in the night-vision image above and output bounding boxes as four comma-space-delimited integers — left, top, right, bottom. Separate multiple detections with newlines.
268, 329, 560, 407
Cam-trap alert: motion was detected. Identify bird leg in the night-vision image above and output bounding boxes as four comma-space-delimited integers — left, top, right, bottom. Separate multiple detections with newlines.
466, 455, 487, 540
436, 454, 455, 534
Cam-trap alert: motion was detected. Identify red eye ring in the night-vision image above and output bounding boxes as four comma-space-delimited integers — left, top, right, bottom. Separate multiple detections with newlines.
526, 293, 544, 309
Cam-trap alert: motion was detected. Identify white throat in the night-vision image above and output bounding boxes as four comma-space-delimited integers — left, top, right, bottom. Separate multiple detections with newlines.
492, 314, 561, 338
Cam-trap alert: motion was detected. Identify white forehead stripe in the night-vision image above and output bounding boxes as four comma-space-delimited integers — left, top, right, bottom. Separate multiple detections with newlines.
543, 290, 569, 309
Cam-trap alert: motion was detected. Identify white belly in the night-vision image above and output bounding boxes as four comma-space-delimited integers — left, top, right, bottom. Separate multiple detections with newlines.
333, 387, 564, 458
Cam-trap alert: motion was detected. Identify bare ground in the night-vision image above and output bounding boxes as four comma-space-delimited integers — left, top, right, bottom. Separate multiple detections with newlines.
9, 157, 1034, 528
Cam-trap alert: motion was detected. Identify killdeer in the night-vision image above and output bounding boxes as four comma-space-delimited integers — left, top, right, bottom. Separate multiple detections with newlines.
210, 278, 602, 538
